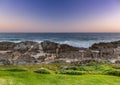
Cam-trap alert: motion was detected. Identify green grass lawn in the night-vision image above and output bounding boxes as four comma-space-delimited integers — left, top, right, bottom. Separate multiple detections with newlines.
0, 73, 120, 85
0, 64, 119, 85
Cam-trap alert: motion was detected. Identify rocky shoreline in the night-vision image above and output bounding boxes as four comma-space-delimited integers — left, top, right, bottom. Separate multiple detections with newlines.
0, 40, 120, 65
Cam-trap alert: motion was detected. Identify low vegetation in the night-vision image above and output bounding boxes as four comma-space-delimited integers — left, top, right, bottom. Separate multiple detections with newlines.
105, 69, 120, 76
4, 68, 27, 72
60, 70, 86, 75
0, 63, 119, 85
34, 68, 51, 74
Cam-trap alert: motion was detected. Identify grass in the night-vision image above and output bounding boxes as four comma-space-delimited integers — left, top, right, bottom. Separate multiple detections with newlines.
0, 73, 120, 85
0, 63, 119, 85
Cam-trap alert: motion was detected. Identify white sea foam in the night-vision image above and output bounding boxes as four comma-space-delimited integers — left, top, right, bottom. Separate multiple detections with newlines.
0, 33, 120, 48
0, 39, 119, 48
57, 40, 96, 48
57, 39, 120, 48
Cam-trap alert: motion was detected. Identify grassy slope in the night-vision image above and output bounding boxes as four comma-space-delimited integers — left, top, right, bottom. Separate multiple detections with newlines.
0, 64, 120, 85
0, 71, 120, 85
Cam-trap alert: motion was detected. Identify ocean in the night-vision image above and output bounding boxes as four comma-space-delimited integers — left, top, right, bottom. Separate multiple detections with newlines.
0, 33, 120, 48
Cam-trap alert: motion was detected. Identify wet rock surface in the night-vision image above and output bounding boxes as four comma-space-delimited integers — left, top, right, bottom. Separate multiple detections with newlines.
0, 40, 120, 65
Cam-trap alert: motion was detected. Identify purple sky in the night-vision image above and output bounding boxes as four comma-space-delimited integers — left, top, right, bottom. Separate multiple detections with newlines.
0, 0, 120, 32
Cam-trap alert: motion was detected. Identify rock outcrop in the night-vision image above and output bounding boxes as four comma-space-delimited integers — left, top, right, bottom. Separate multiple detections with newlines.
0, 42, 15, 50
0, 40, 120, 65
41, 41, 79, 53
41, 41, 58, 53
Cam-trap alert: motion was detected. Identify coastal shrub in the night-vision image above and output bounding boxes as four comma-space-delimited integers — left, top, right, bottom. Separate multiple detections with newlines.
105, 69, 120, 76
111, 65, 120, 69
66, 66, 86, 71
60, 70, 86, 75
86, 62, 99, 66
79, 64, 112, 72
34, 68, 51, 74
62, 65, 106, 72
65, 66, 78, 70
4, 68, 27, 72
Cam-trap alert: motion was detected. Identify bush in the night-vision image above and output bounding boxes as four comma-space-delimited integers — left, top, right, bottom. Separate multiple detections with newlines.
111, 65, 120, 69
86, 62, 98, 66
65, 66, 78, 70
78, 64, 112, 72
105, 69, 120, 76
77, 66, 86, 71
4, 68, 27, 72
34, 68, 51, 74
60, 70, 86, 75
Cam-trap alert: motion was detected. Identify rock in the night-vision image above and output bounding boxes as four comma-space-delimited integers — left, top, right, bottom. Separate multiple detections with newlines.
71, 59, 102, 65
0, 42, 16, 50
41, 41, 80, 53
90, 40, 120, 50
115, 60, 120, 64
41, 41, 58, 53
14, 41, 39, 53
0, 40, 120, 65
47, 60, 66, 64
59, 44, 79, 52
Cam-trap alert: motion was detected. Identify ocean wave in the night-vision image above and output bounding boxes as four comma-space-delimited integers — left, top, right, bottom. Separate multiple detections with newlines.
0, 33, 120, 48
54, 40, 93, 48
0, 39, 119, 48
57, 40, 120, 48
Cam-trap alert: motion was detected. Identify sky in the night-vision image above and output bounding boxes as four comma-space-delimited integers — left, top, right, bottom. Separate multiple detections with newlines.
0, 0, 120, 32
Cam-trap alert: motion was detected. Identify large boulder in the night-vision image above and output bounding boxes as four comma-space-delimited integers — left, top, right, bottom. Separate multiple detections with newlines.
90, 42, 114, 50
59, 44, 79, 52
14, 41, 39, 53
41, 41, 58, 53
41, 41, 80, 53
0, 42, 16, 50
90, 40, 120, 50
